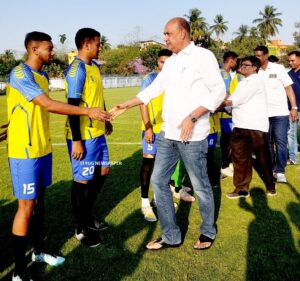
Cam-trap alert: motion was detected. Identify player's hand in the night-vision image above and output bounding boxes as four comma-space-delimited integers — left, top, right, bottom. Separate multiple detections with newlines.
178, 116, 195, 142
105, 121, 113, 135
290, 109, 298, 122
109, 105, 127, 120
72, 141, 84, 160
144, 127, 154, 144
88, 108, 111, 121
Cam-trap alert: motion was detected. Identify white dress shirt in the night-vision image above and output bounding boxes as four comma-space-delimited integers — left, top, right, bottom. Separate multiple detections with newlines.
137, 42, 226, 141
257, 62, 293, 117
229, 73, 269, 132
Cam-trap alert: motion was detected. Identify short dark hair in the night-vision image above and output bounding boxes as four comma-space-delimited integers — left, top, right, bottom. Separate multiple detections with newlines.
24, 31, 52, 49
223, 51, 238, 63
75, 28, 101, 50
253, 45, 269, 54
158, 49, 172, 57
288, 50, 300, 57
242, 56, 261, 72
268, 55, 279, 62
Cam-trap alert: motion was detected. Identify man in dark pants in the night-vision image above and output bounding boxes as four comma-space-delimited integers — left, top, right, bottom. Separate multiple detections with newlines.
224, 56, 276, 199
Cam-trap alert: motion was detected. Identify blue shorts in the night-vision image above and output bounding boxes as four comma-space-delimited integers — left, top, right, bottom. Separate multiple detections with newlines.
207, 132, 218, 149
220, 118, 233, 133
9, 153, 52, 200
67, 135, 110, 181
142, 131, 158, 154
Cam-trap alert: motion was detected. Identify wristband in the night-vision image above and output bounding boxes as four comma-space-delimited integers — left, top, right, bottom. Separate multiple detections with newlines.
292, 106, 298, 110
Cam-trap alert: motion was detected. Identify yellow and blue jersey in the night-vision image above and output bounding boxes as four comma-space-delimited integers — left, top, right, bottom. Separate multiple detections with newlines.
65, 58, 105, 140
230, 73, 244, 94
140, 72, 164, 134
6, 62, 51, 159
209, 113, 220, 134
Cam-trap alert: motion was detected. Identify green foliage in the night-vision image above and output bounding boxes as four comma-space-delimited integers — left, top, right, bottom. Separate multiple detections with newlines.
293, 22, 300, 47
100, 46, 140, 75
225, 36, 265, 57
184, 8, 209, 44
140, 45, 162, 71
0, 50, 19, 78
101, 35, 111, 51
253, 5, 282, 41
59, 34, 67, 45
210, 14, 228, 41
42, 58, 68, 78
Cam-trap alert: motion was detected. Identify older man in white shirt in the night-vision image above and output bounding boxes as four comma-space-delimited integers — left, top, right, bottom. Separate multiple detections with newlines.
224, 56, 276, 199
110, 17, 225, 250
254, 46, 298, 183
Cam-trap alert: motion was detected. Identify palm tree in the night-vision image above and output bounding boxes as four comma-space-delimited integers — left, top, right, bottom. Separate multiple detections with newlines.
253, 5, 282, 42
210, 14, 228, 41
184, 8, 208, 44
1, 49, 15, 61
249, 27, 259, 38
233, 25, 249, 41
59, 34, 67, 45
101, 35, 111, 51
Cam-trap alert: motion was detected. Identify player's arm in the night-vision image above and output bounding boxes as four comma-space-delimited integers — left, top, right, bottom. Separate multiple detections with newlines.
140, 105, 154, 144
104, 101, 113, 135
285, 85, 298, 122
32, 93, 111, 121
67, 97, 84, 160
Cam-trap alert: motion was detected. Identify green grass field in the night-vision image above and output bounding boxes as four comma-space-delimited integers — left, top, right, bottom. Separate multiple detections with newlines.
1, 88, 300, 281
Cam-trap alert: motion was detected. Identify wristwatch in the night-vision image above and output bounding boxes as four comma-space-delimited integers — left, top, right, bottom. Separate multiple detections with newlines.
292, 106, 298, 110
189, 114, 198, 123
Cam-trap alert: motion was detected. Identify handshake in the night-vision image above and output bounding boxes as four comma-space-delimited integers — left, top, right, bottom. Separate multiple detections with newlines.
88, 103, 128, 122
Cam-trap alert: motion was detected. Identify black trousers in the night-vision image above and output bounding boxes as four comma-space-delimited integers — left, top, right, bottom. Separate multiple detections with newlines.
231, 128, 275, 192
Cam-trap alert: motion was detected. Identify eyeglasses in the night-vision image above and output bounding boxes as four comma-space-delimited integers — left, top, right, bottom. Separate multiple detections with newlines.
241, 63, 254, 67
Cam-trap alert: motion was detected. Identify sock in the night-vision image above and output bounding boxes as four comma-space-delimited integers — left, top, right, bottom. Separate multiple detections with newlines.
71, 181, 88, 233
140, 158, 155, 199
141, 198, 150, 208
12, 234, 28, 274
86, 174, 108, 223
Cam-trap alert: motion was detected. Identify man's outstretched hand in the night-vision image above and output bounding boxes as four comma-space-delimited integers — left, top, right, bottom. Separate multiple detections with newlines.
109, 105, 127, 120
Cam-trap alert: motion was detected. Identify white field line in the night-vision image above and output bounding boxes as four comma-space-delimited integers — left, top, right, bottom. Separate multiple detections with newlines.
0, 142, 141, 149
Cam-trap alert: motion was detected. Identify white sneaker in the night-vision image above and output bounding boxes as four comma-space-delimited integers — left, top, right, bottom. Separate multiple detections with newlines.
32, 252, 65, 266
12, 271, 33, 281
221, 167, 233, 177
276, 173, 287, 183
141, 206, 157, 222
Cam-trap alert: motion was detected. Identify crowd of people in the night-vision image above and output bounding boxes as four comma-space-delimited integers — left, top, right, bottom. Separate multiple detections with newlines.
1, 16, 300, 281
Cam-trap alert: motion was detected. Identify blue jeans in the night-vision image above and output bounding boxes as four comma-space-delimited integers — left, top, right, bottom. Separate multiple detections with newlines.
287, 116, 299, 164
151, 131, 216, 244
268, 116, 289, 173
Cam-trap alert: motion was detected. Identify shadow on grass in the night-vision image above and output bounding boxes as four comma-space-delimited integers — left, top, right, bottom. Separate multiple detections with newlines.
239, 188, 300, 281
0, 199, 17, 277
1, 149, 146, 281
286, 182, 300, 248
